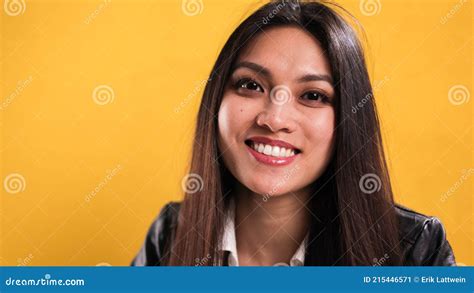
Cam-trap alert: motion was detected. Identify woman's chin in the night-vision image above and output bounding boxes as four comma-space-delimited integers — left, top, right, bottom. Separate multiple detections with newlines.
243, 179, 294, 198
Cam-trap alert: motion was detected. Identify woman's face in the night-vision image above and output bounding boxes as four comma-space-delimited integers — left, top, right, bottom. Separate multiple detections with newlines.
217, 26, 336, 198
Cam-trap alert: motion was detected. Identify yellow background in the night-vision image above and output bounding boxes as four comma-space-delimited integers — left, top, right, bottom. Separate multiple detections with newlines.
1, 0, 472, 266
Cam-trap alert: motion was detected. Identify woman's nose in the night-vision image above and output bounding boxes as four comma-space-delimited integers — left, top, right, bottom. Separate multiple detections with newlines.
255, 85, 297, 133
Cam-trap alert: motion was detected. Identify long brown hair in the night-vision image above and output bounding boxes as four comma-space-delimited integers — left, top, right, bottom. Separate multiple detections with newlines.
167, 0, 402, 266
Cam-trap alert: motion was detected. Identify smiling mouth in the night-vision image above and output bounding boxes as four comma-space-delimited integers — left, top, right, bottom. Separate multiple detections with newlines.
244, 139, 301, 158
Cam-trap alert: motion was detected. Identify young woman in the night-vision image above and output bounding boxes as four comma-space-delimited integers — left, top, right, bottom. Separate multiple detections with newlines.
131, 0, 456, 266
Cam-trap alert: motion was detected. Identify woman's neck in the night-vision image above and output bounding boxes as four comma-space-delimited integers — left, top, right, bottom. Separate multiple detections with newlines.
233, 184, 311, 266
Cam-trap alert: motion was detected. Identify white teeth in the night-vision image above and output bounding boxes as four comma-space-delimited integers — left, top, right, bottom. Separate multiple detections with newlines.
271, 146, 280, 156
279, 147, 286, 157
263, 145, 272, 155
250, 142, 297, 158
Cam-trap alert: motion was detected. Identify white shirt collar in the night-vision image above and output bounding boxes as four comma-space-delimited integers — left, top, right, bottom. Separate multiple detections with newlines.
219, 198, 308, 266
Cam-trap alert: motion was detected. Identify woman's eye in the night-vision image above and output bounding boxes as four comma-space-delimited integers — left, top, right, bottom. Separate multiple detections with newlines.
301, 91, 330, 104
235, 78, 264, 92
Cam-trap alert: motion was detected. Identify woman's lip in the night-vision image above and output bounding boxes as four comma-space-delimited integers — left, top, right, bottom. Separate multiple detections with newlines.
246, 136, 300, 152
246, 144, 298, 166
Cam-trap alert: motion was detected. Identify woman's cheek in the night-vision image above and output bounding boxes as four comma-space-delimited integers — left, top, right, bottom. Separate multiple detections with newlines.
218, 95, 252, 152
302, 109, 336, 172
221, 94, 259, 129
310, 108, 335, 142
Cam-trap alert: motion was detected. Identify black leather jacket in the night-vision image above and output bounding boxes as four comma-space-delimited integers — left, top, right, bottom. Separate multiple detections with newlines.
131, 202, 456, 266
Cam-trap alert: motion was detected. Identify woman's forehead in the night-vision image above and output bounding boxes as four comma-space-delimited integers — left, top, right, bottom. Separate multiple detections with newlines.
235, 26, 332, 79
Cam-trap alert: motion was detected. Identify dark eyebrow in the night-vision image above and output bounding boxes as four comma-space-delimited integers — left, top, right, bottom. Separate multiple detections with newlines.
233, 61, 333, 85
297, 74, 333, 85
232, 61, 272, 80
